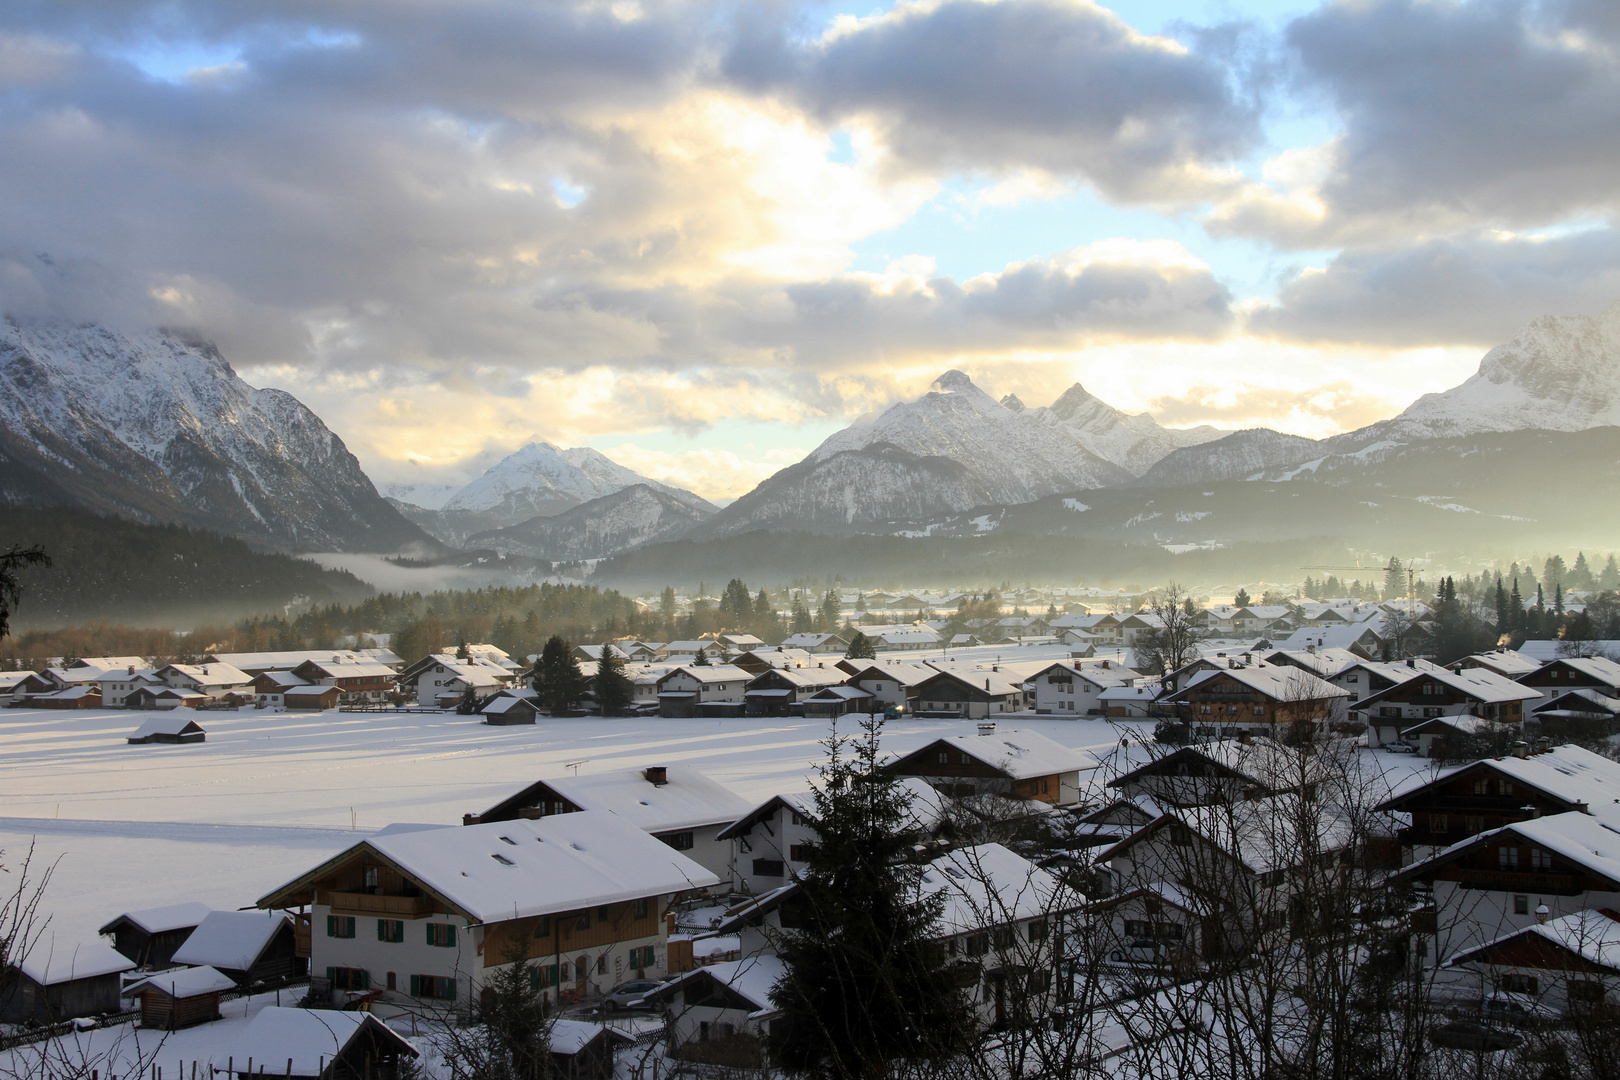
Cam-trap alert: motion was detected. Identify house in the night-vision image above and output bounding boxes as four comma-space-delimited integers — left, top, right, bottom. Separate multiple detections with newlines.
910, 669, 1024, 718
1351, 664, 1540, 746
156, 662, 253, 701
1453, 649, 1545, 679
29, 685, 105, 709
0, 669, 37, 704
467, 765, 750, 885
1115, 613, 1165, 648
1398, 714, 1501, 757
1, 937, 134, 1024
1089, 881, 1211, 971
99, 667, 166, 707
1107, 738, 1314, 808
1442, 909, 1620, 1014
573, 643, 632, 663
400, 653, 516, 708
800, 685, 874, 717
655, 665, 752, 718
779, 632, 849, 654
256, 812, 719, 1010
730, 648, 816, 675
250, 670, 314, 708
1232, 605, 1295, 636
842, 662, 936, 712
1274, 623, 1384, 659
640, 955, 787, 1066
1261, 647, 1363, 680
1516, 656, 1620, 704
549, 1018, 633, 1080
480, 693, 541, 725
885, 727, 1087, 805
100, 901, 213, 968
207, 649, 406, 676
1023, 660, 1139, 716
743, 666, 846, 716
172, 910, 304, 984
1100, 683, 1162, 718
1375, 743, 1620, 858
1393, 811, 1620, 972
127, 715, 207, 744
123, 964, 236, 1029
664, 640, 729, 662
289, 658, 398, 705
125, 686, 208, 710
1532, 689, 1620, 733
1159, 663, 1350, 737
717, 633, 765, 652
229, 1007, 418, 1079
870, 627, 941, 652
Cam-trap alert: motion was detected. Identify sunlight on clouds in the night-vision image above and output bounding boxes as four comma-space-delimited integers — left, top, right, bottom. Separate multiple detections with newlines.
598, 443, 806, 501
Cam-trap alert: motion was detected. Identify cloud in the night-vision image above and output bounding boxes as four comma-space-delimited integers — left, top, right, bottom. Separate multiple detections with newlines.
598, 443, 807, 502
1249, 228, 1620, 347
1213, 0, 1620, 246
722, 0, 1260, 202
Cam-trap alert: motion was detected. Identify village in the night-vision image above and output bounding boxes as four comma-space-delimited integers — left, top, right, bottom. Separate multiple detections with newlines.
4, 567, 1620, 1076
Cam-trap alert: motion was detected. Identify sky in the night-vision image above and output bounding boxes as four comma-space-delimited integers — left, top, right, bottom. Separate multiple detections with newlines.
2, 0, 1618, 502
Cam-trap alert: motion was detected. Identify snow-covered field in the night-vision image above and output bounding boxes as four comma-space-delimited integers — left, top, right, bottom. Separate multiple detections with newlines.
0, 690, 1146, 947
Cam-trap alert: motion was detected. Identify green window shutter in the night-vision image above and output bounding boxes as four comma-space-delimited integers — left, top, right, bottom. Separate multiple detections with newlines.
446, 977, 456, 1001
361, 970, 370, 990
377, 919, 385, 941
345, 916, 355, 938
410, 974, 420, 997
447, 924, 456, 947
326, 915, 336, 937
326, 967, 335, 982
529, 969, 540, 992
427, 924, 434, 945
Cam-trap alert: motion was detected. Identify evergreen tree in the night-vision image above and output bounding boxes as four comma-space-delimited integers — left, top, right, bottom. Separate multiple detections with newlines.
595, 644, 635, 715
1495, 578, 1510, 638
1233, 587, 1252, 608
1601, 555, 1620, 592
722, 578, 752, 624
660, 586, 677, 621
1554, 583, 1565, 617
1382, 557, 1405, 602
819, 588, 842, 633
441, 952, 554, 1080
791, 599, 814, 634
533, 635, 584, 715
456, 684, 482, 715
692, 648, 711, 666
767, 715, 974, 1077
1508, 578, 1524, 638
1302, 575, 1318, 600
1572, 552, 1595, 590
753, 588, 779, 639
1544, 554, 1567, 592
0, 545, 52, 642
844, 631, 877, 660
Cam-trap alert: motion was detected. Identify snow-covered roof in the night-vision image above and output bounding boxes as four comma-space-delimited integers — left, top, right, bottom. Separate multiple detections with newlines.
1170, 664, 1350, 702
1456, 649, 1545, 676
548, 1018, 629, 1054
661, 664, 752, 685
124, 964, 238, 999
896, 728, 1090, 780
1399, 714, 1497, 737
1543, 655, 1620, 688
748, 666, 846, 690
804, 685, 872, 700
1354, 664, 1541, 707
1399, 810, 1620, 889
654, 954, 787, 1015
1099, 795, 1354, 875
916, 667, 1025, 697
844, 661, 937, 687
664, 640, 724, 653
262, 812, 719, 924
100, 901, 214, 936
1446, 909, 1620, 973
1026, 660, 1138, 689
295, 659, 398, 680
232, 1008, 415, 1073
131, 715, 206, 739
923, 843, 1067, 935
209, 649, 401, 672
171, 910, 289, 971
780, 633, 847, 649
160, 662, 252, 687
498, 764, 753, 833
16, 936, 135, 985
254, 670, 310, 689
1276, 624, 1382, 652
1518, 640, 1620, 663
1262, 648, 1362, 678
1533, 688, 1620, 715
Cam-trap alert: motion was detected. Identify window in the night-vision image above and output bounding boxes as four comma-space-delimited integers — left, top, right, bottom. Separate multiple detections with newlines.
532, 917, 552, 938
328, 966, 369, 991
1253, 706, 1265, 716
790, 812, 808, 827
1514, 895, 1529, 915
1531, 847, 1553, 871
1429, 814, 1449, 833
598, 954, 608, 975
964, 934, 988, 957
386, 971, 396, 990
662, 831, 695, 851
633, 898, 650, 920
1499, 974, 1538, 995
575, 911, 591, 931
410, 974, 457, 1000
1466, 815, 1485, 834
937, 751, 949, 764
1570, 979, 1604, 1003
426, 922, 457, 947
789, 844, 813, 861
327, 915, 356, 939
598, 905, 613, 921
753, 859, 785, 877
377, 919, 404, 943
1027, 920, 1047, 943
529, 965, 561, 991
1499, 846, 1520, 870
363, 867, 379, 891
634, 945, 656, 968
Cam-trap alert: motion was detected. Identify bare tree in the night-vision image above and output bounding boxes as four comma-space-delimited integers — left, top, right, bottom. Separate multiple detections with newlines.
1136, 584, 1204, 677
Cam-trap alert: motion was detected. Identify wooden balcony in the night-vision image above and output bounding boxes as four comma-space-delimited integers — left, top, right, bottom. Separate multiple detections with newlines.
294, 922, 311, 958
1454, 869, 1580, 895
316, 889, 436, 917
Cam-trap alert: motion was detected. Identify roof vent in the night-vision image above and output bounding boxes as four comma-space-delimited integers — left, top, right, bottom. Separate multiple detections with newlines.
978, 722, 996, 736
1407, 658, 1416, 668
645, 766, 668, 785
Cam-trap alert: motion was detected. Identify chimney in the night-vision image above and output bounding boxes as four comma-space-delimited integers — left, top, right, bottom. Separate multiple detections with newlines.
1406, 658, 1416, 668
1536, 904, 1549, 925
462, 813, 480, 826
1511, 741, 1529, 759
978, 722, 996, 736
645, 766, 668, 785
128, 665, 134, 674
1100, 660, 1110, 669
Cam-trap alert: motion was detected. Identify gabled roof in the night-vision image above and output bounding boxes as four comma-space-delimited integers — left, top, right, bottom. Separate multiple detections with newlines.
715, 778, 946, 841
658, 664, 752, 687
1531, 655, 1620, 688
99, 901, 214, 937
293, 658, 397, 680
1399, 714, 1497, 738
844, 662, 937, 688
1352, 665, 1542, 709
1164, 664, 1349, 703
1378, 745, 1620, 825
130, 715, 206, 739
746, 666, 846, 690
232, 1008, 417, 1072
1025, 660, 1138, 689
15, 936, 135, 985
645, 954, 787, 1016
1445, 909, 1620, 974
1107, 738, 1314, 794
124, 965, 238, 999
1393, 811, 1620, 891
1262, 648, 1362, 678
478, 765, 752, 832
260, 812, 719, 924
1534, 689, 1620, 716
172, 910, 290, 971
1097, 795, 1353, 875
157, 662, 253, 687
889, 729, 1090, 780
923, 843, 1068, 934
1454, 649, 1544, 677
913, 667, 1025, 698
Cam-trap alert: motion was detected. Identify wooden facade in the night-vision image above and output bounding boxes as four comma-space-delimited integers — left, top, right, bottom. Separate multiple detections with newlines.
887, 739, 1063, 803
136, 986, 222, 1029
1377, 759, 1583, 849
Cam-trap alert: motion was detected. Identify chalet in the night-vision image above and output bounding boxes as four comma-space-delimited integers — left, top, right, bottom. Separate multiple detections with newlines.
467, 765, 750, 884
1352, 664, 1540, 746
1089, 881, 1211, 971
1533, 689, 1620, 733
124, 965, 236, 1029
124, 686, 204, 710
1453, 648, 1545, 679
156, 662, 253, 701
1393, 811, 1620, 970
100, 901, 213, 968
885, 727, 1087, 805
573, 643, 632, 663
99, 667, 166, 707
257, 813, 719, 1010
730, 648, 816, 675
1443, 909, 1620, 1014
842, 662, 935, 712
1108, 738, 1313, 808
910, 669, 1024, 719
0, 669, 36, 703
1231, 605, 1295, 636
1261, 647, 1362, 679
1275, 623, 1383, 659
641, 955, 786, 1066
229, 1007, 418, 1080
663, 640, 729, 662
250, 670, 312, 708
1399, 714, 1500, 757
289, 658, 398, 705
30, 685, 104, 709
172, 910, 303, 984
743, 666, 845, 716
0, 938, 134, 1024
655, 665, 752, 718
548, 1019, 633, 1080
1024, 660, 1138, 716
800, 685, 874, 717
717, 633, 765, 652
400, 653, 516, 708
1159, 663, 1350, 737
1100, 683, 1162, 717
871, 627, 942, 652
1375, 744, 1620, 857
1517, 656, 1620, 704
127, 715, 207, 744
1115, 613, 1165, 648
207, 648, 405, 676
1071, 796, 1166, 849
778, 632, 849, 654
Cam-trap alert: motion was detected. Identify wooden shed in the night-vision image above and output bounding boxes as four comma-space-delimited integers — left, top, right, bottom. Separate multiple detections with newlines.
99, 901, 213, 968
127, 716, 208, 744
1, 939, 134, 1024
284, 685, 341, 710
172, 911, 305, 984
481, 694, 540, 725
124, 964, 236, 1029
548, 1018, 632, 1080
231, 1007, 418, 1080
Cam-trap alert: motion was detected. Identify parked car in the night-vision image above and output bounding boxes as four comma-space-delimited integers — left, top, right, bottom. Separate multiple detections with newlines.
1380, 742, 1418, 754
603, 979, 663, 1010
1483, 991, 1552, 1027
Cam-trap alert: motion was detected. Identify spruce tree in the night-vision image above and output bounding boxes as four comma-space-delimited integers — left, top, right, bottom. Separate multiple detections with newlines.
767, 716, 974, 1078
1601, 555, 1620, 592
844, 631, 877, 660
820, 588, 842, 633
0, 545, 51, 642
1572, 552, 1594, 590
1233, 587, 1251, 608
595, 644, 635, 715
533, 635, 584, 715
1382, 557, 1405, 602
